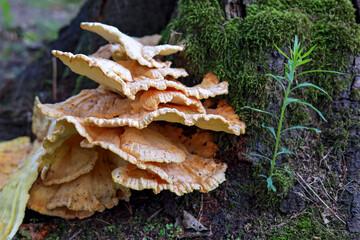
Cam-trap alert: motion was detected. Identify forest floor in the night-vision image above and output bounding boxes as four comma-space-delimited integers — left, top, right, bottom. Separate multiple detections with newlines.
0, 1, 355, 240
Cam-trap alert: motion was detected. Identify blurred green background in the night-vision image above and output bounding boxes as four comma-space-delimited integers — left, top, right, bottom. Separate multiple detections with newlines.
0, 0, 85, 87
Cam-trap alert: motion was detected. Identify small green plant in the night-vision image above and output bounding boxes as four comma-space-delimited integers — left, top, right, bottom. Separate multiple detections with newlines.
0, 0, 12, 29
244, 36, 340, 192
107, 225, 115, 233
18, 230, 31, 240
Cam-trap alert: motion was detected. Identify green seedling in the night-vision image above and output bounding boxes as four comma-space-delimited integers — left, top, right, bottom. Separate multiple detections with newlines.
244, 36, 340, 192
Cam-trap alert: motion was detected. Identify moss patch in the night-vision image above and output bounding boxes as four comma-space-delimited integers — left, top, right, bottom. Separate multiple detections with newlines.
164, 0, 360, 135
269, 211, 350, 240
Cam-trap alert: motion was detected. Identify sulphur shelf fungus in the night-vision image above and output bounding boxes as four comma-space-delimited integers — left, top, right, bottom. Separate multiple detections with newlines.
0, 22, 245, 238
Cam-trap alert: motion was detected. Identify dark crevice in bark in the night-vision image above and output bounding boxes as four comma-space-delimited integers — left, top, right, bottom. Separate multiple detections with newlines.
351, 0, 360, 23
98, 0, 108, 22
222, 0, 247, 19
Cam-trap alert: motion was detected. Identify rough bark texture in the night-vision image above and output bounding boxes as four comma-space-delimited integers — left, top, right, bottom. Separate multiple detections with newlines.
337, 55, 360, 233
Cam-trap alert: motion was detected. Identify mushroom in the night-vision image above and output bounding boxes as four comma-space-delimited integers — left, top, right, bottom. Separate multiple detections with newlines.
27, 123, 131, 219
52, 51, 228, 100
36, 22, 245, 206
33, 118, 226, 197
1, 21, 246, 228
38, 87, 244, 135
80, 22, 183, 68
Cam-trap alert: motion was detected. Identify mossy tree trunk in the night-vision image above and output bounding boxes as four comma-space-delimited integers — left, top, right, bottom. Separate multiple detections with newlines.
163, 0, 360, 234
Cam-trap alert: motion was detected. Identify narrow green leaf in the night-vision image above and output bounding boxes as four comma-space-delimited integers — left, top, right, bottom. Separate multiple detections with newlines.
295, 69, 343, 78
293, 35, 299, 52
286, 72, 295, 82
285, 99, 327, 122
277, 147, 294, 156
285, 97, 299, 106
266, 74, 285, 92
301, 44, 317, 59
290, 83, 332, 100
281, 125, 322, 133
267, 177, 277, 192
278, 167, 295, 178
261, 123, 277, 140
258, 174, 267, 179
246, 153, 272, 162
296, 58, 312, 67
300, 101, 327, 122
242, 106, 279, 121
298, 47, 304, 56
274, 44, 290, 61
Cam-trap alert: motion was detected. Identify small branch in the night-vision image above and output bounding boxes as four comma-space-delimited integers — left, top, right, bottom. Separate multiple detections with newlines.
52, 56, 57, 102
197, 194, 203, 220
95, 218, 111, 226
69, 229, 82, 240
147, 207, 163, 222
296, 173, 346, 225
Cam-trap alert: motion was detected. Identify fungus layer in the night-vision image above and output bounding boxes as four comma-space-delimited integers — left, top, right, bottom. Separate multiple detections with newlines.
52, 50, 228, 100
80, 22, 183, 68
27, 123, 131, 219
40, 118, 226, 197
38, 87, 245, 135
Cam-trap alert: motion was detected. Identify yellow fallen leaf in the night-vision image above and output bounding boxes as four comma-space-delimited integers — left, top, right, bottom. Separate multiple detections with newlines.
0, 140, 44, 240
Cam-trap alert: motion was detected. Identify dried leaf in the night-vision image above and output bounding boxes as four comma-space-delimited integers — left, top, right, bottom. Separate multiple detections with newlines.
0, 136, 31, 191
0, 141, 44, 240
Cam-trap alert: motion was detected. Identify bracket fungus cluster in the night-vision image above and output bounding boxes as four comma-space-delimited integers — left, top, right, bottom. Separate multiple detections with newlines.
0, 22, 245, 238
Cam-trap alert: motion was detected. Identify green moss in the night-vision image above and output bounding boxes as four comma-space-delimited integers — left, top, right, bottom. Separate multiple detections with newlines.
164, 0, 360, 146
324, 106, 360, 153
269, 212, 350, 240
247, 163, 294, 211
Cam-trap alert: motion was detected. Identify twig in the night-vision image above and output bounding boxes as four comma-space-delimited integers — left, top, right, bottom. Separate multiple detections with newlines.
296, 173, 346, 225
319, 178, 335, 203
294, 190, 315, 204
69, 229, 82, 240
124, 201, 133, 215
94, 230, 102, 240
197, 194, 203, 220
319, 148, 332, 168
295, 175, 318, 203
95, 218, 112, 226
147, 208, 163, 222
52, 56, 57, 102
